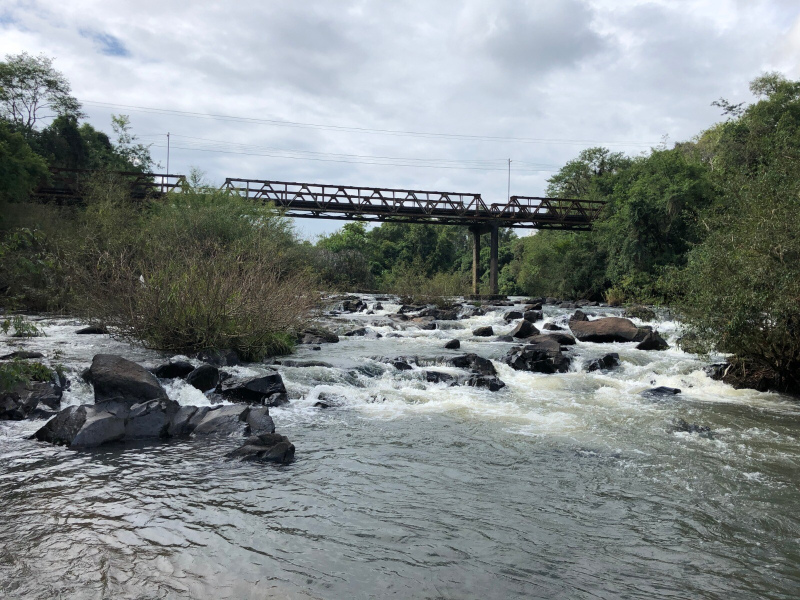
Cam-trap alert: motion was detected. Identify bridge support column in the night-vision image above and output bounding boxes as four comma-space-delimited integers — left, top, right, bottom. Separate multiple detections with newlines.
471, 226, 481, 295
489, 223, 499, 296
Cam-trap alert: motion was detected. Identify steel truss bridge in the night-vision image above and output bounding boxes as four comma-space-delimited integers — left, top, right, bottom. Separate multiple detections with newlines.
33, 169, 606, 295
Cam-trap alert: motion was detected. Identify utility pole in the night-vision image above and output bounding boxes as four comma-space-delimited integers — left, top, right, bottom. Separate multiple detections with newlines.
166, 132, 170, 174
507, 158, 511, 201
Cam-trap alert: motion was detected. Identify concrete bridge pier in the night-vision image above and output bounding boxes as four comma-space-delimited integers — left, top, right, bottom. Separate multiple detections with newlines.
469, 222, 500, 296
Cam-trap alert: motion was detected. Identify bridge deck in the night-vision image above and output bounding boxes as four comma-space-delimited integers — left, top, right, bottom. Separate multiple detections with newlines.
223, 178, 605, 230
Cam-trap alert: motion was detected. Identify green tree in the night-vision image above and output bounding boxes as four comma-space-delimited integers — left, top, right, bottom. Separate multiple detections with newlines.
0, 122, 49, 203
0, 52, 83, 134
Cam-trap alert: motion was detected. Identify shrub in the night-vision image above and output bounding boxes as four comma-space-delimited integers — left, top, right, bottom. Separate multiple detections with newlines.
0, 360, 52, 392
381, 261, 468, 306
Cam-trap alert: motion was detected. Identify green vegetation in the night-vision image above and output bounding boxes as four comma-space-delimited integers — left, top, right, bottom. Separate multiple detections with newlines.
0, 360, 53, 393
1, 315, 44, 338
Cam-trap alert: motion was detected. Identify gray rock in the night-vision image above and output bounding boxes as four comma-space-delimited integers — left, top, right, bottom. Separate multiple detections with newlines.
642, 386, 681, 397
88, 354, 168, 405
186, 364, 220, 391
76, 325, 108, 335
465, 374, 506, 392
167, 405, 200, 437
425, 371, 457, 385
586, 353, 620, 372
523, 310, 543, 322
473, 326, 494, 337
125, 399, 180, 439
542, 322, 564, 331
444, 339, 460, 350
503, 338, 570, 374
569, 317, 650, 344
510, 320, 539, 339
449, 354, 497, 376
298, 327, 339, 345
503, 311, 523, 322
192, 405, 250, 436
216, 372, 287, 405
246, 406, 275, 435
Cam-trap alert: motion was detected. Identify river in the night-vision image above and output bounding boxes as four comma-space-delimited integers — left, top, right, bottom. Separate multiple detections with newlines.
1, 298, 799, 599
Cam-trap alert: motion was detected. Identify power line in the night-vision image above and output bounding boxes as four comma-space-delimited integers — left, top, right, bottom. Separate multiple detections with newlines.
84, 99, 659, 147
148, 143, 559, 172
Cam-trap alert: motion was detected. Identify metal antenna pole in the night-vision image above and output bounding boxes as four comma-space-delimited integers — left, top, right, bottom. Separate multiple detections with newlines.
507, 158, 511, 201
167, 132, 170, 174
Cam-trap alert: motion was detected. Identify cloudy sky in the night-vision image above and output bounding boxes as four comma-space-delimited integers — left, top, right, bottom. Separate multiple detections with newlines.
2, 0, 799, 237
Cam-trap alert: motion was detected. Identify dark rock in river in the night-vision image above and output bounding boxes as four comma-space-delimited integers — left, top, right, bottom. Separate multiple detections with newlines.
227, 433, 295, 464
153, 360, 195, 379
510, 319, 539, 339
408, 316, 436, 330
125, 398, 180, 439
449, 353, 497, 376
186, 364, 220, 391
466, 374, 506, 392
586, 353, 620, 372
0, 350, 44, 360
495, 335, 514, 342
503, 311, 523, 322
524, 302, 543, 311
473, 326, 494, 337
88, 354, 168, 405
569, 310, 589, 323
425, 371, 457, 385
569, 317, 650, 344
0, 377, 62, 420
542, 322, 564, 331
298, 327, 339, 345
276, 359, 333, 368
76, 325, 108, 335
195, 349, 240, 366
342, 299, 367, 313
389, 359, 413, 371
444, 339, 460, 350
642, 386, 681, 397
532, 332, 576, 346
523, 310, 543, 322
674, 418, 713, 438
216, 371, 288, 406
503, 338, 570, 374
635, 331, 669, 351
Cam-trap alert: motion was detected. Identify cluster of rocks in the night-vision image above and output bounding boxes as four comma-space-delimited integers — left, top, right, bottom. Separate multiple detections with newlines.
32, 354, 294, 464
0, 370, 64, 420
376, 353, 506, 392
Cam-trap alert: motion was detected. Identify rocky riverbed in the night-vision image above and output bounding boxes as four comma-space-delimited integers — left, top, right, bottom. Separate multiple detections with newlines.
1, 296, 800, 599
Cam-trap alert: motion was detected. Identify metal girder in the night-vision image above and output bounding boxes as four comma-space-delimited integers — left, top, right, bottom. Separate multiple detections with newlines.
223, 178, 606, 230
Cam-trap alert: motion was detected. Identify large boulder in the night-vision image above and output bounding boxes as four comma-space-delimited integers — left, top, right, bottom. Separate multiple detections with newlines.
503, 338, 571, 374
87, 355, 168, 405
125, 399, 180, 439
473, 326, 494, 337
503, 311, 523, 322
216, 371, 288, 406
569, 317, 650, 344
523, 310, 543, 322
444, 339, 460, 350
465, 374, 506, 392
191, 405, 251, 436
227, 433, 295, 464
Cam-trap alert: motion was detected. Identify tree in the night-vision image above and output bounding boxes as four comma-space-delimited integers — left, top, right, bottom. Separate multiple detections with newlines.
0, 122, 49, 203
0, 53, 83, 134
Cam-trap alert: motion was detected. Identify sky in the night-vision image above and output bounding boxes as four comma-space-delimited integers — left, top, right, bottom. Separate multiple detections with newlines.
2, 0, 800, 238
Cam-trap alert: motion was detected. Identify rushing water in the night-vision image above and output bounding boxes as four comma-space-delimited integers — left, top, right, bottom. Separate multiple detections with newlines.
1, 299, 799, 599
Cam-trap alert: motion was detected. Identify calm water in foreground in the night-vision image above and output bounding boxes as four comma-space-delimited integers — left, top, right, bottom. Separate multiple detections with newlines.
1, 299, 799, 599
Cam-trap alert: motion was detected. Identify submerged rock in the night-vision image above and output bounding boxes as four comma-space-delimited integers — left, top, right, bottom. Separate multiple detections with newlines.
642, 386, 681, 397
0, 350, 44, 360
227, 433, 295, 464
674, 418, 713, 438
76, 325, 108, 335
